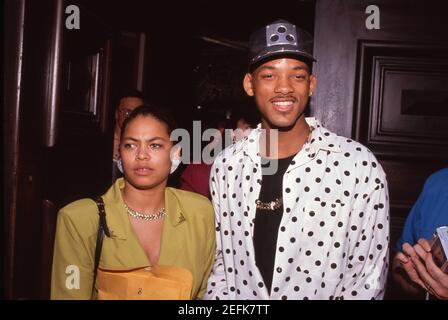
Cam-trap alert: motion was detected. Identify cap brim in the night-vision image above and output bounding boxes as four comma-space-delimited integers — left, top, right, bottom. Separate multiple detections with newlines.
249, 48, 316, 72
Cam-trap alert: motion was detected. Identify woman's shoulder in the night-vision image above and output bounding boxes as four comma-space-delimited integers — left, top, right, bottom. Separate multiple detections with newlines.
166, 188, 214, 218
58, 198, 100, 226
167, 187, 211, 206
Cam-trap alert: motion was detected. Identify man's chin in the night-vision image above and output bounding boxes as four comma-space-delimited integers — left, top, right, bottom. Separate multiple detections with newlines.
263, 111, 306, 131
265, 119, 298, 131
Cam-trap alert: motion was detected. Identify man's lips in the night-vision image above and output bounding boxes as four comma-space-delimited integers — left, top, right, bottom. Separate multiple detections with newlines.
270, 98, 296, 112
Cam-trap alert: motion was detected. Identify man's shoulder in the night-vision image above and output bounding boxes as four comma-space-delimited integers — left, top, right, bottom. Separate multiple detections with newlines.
323, 130, 386, 179
328, 132, 378, 162
424, 168, 448, 190
310, 119, 374, 159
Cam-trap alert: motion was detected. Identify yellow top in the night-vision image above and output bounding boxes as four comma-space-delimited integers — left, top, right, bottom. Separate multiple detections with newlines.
51, 178, 216, 300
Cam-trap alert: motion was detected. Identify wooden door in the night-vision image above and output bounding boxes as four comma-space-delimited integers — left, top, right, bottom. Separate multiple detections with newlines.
312, 0, 448, 298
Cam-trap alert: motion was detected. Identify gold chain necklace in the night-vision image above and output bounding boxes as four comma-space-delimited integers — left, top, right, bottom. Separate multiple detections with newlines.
256, 197, 283, 211
123, 202, 166, 221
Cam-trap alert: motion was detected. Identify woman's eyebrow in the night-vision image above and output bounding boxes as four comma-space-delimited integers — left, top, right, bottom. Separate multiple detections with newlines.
122, 136, 167, 142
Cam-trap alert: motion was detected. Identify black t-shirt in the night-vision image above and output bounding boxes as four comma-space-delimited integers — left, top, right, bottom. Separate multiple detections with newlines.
253, 153, 296, 295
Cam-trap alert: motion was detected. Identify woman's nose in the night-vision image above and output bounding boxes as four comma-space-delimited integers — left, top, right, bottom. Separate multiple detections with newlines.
135, 147, 150, 160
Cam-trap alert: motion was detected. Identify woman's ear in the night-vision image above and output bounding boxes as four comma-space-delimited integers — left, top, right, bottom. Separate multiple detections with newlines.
170, 143, 182, 160
243, 73, 254, 97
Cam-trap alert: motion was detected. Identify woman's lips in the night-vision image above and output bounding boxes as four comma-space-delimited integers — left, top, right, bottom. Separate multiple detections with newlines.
133, 167, 154, 175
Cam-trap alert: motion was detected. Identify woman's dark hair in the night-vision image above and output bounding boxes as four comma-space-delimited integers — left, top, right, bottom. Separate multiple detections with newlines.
120, 104, 177, 141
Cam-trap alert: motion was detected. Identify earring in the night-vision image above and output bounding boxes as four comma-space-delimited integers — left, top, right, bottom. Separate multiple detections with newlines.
170, 144, 182, 174
117, 158, 123, 173
170, 158, 181, 174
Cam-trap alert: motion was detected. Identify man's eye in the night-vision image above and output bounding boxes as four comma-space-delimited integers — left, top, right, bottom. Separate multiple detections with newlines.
295, 75, 306, 80
261, 74, 273, 79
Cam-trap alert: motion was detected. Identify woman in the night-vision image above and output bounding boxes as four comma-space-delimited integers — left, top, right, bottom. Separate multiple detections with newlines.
51, 105, 216, 299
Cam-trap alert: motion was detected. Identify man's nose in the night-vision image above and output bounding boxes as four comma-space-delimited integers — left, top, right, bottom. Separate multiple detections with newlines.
274, 77, 294, 94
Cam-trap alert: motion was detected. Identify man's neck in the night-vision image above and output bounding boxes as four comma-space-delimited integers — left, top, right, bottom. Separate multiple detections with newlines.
121, 182, 166, 213
260, 117, 310, 159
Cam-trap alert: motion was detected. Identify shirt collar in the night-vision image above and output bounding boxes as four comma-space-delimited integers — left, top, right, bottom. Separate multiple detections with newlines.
164, 188, 187, 227
238, 117, 341, 163
305, 117, 341, 154
101, 179, 186, 240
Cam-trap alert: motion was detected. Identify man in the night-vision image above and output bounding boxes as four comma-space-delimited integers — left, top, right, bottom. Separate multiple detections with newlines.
112, 90, 145, 181
392, 168, 448, 300
204, 19, 389, 300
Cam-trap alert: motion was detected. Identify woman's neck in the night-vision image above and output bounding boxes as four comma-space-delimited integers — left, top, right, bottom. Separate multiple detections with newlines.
121, 182, 166, 213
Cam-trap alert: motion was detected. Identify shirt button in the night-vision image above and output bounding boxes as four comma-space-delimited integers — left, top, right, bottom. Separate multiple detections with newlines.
276, 267, 282, 273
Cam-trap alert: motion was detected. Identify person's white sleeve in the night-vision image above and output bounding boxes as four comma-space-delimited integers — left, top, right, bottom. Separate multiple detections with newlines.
335, 161, 390, 300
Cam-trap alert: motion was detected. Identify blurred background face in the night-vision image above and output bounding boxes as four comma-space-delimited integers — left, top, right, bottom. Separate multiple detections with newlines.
233, 117, 252, 141
116, 97, 144, 129
120, 115, 173, 190
236, 118, 251, 131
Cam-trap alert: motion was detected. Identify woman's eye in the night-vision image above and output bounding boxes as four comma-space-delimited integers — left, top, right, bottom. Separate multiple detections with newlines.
124, 143, 136, 149
261, 74, 273, 79
150, 143, 162, 149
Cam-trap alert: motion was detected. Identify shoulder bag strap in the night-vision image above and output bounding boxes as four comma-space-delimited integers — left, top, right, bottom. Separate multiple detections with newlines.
91, 196, 110, 297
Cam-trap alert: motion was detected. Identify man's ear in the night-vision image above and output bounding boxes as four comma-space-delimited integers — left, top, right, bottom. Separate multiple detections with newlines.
309, 74, 317, 97
243, 73, 254, 97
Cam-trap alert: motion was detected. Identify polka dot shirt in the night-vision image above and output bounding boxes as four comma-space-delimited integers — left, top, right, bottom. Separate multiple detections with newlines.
204, 117, 390, 300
